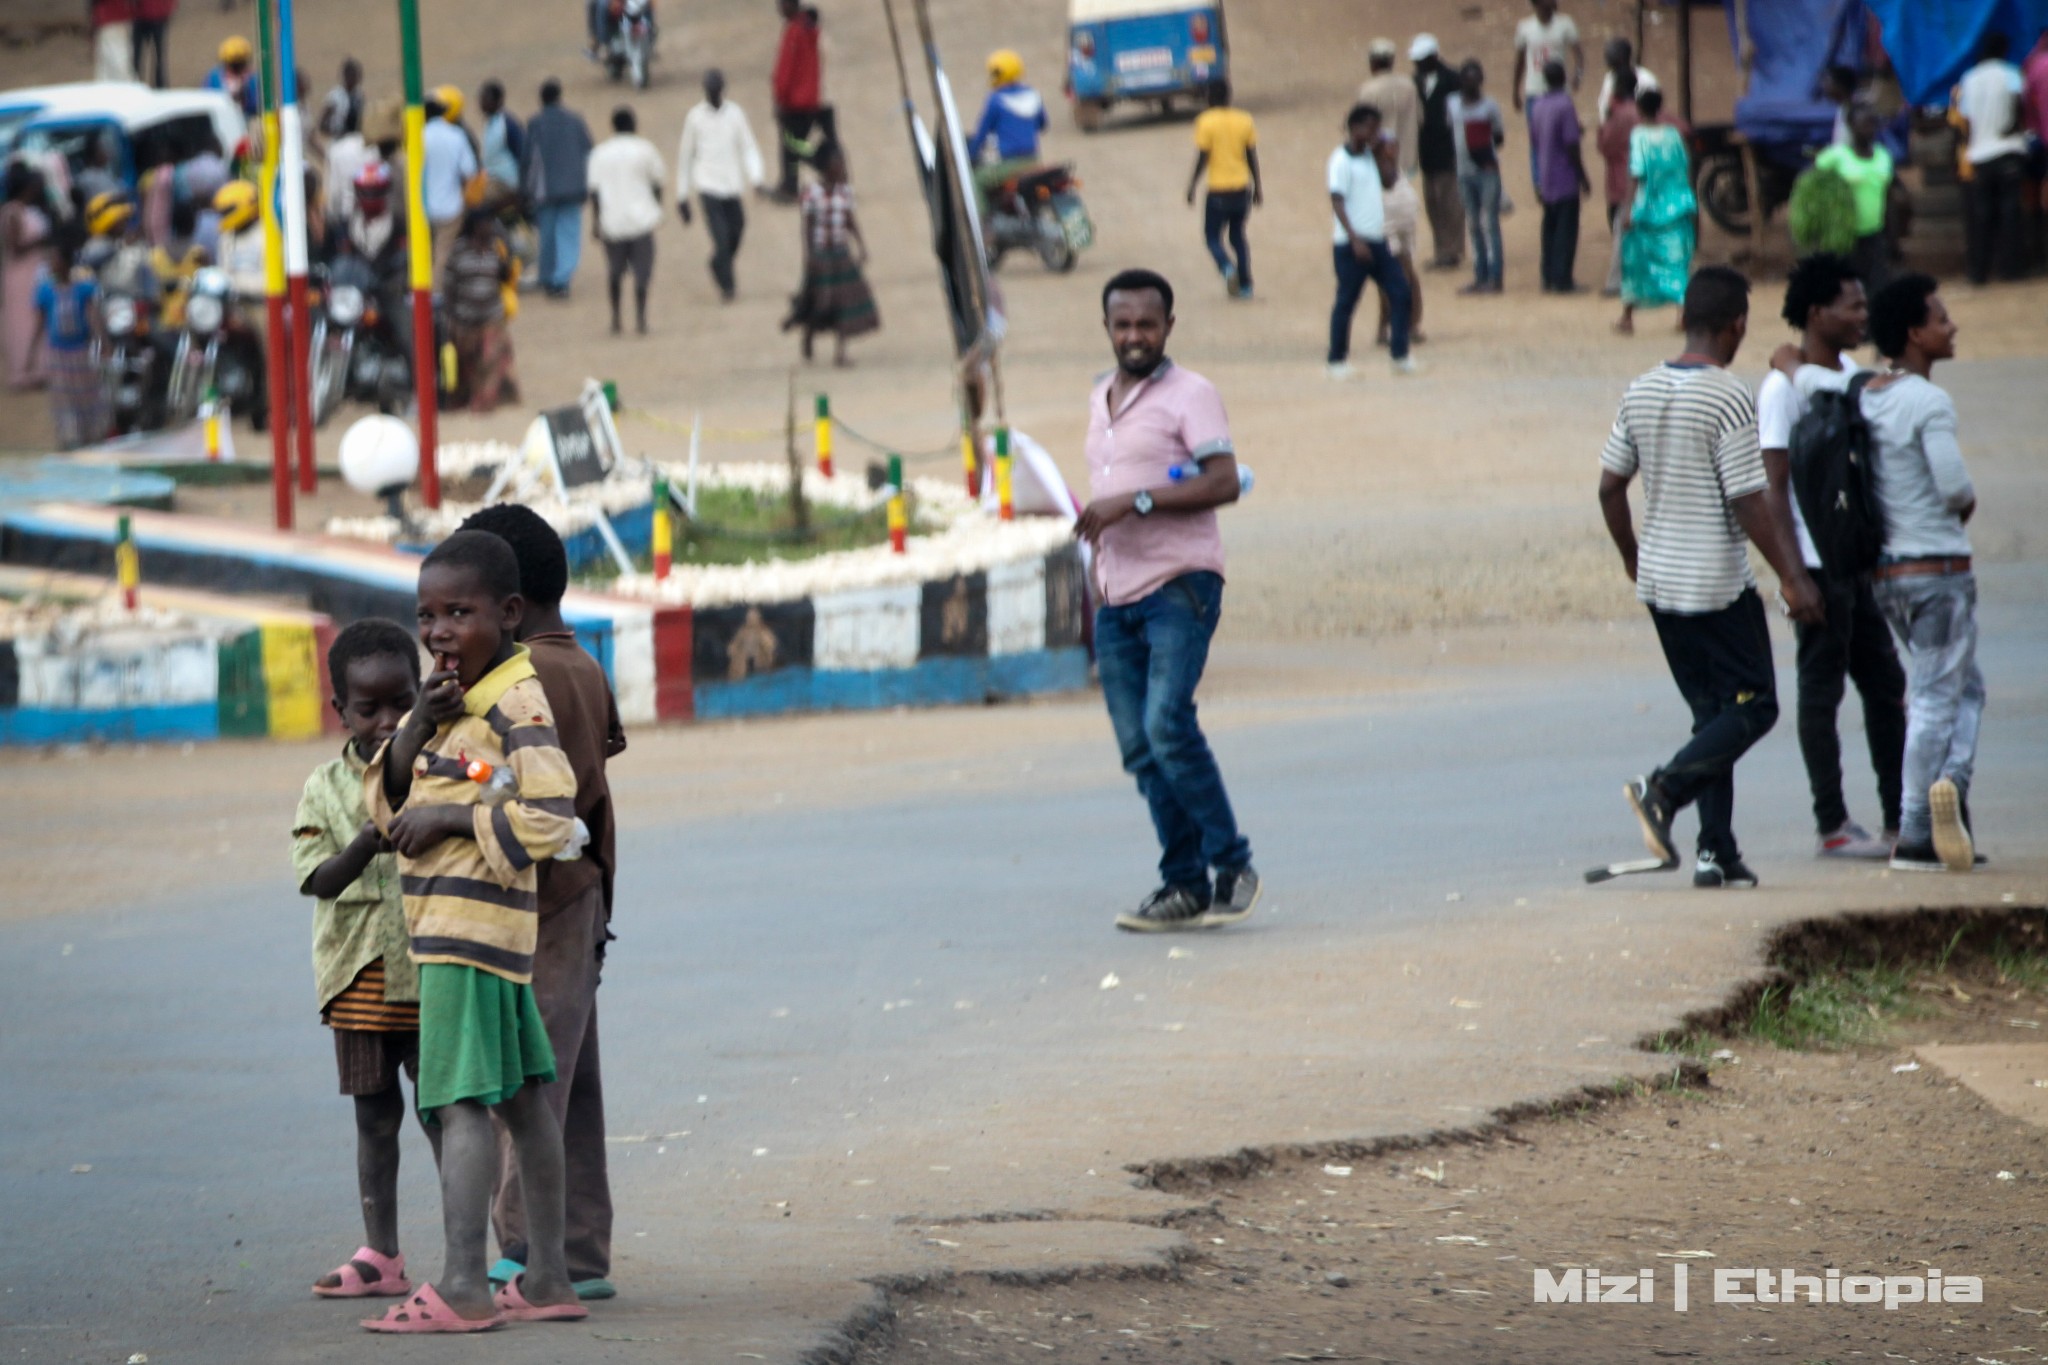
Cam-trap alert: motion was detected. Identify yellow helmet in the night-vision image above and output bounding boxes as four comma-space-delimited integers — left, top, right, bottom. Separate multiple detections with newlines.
86, 191, 134, 237
433, 85, 465, 122
987, 49, 1024, 87
213, 180, 259, 233
218, 35, 253, 66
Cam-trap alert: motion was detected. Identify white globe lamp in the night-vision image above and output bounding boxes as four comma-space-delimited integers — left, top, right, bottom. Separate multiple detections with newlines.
339, 415, 421, 524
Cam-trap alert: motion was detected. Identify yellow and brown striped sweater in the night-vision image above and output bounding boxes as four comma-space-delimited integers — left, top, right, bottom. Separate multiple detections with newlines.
365, 647, 578, 984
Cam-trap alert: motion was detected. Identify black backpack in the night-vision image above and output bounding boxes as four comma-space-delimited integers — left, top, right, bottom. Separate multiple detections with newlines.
1788, 372, 1885, 576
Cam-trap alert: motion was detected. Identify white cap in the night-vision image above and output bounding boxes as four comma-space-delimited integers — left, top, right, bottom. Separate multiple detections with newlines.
1410, 33, 1440, 61
1369, 37, 1398, 60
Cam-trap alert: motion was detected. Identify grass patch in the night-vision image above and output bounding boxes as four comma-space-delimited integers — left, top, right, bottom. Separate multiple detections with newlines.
1741, 963, 1928, 1051
577, 484, 902, 582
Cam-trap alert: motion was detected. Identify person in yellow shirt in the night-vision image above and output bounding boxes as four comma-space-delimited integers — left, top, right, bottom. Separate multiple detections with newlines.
1186, 80, 1262, 299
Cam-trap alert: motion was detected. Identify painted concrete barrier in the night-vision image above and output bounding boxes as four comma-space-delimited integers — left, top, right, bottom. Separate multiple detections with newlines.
0, 503, 1090, 743
0, 567, 338, 746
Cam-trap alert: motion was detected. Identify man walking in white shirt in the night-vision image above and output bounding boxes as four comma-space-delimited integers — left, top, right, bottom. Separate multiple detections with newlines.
587, 106, 667, 335
676, 69, 766, 303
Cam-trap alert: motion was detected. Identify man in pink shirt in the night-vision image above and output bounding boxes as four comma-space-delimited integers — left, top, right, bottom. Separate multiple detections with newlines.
1075, 268, 1261, 934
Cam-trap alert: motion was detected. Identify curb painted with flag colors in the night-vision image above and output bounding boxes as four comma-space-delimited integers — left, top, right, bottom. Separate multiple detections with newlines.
0, 566, 338, 745
0, 506, 1090, 744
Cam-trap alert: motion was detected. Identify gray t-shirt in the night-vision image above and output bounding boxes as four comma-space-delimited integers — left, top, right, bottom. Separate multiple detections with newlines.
1861, 373, 1973, 559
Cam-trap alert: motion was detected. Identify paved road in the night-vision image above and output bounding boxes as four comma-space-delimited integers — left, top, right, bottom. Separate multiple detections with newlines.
4, 565, 2044, 1363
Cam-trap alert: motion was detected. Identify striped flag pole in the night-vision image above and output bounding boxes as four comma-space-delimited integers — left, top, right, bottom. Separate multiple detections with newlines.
397, 0, 441, 508
276, 0, 316, 495
255, 0, 292, 529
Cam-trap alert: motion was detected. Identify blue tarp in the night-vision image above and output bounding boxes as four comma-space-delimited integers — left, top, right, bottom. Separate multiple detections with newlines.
1726, 0, 1866, 147
1865, 0, 2048, 106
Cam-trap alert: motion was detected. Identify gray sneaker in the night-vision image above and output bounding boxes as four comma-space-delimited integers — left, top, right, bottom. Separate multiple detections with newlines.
1201, 865, 1261, 927
1115, 885, 1210, 933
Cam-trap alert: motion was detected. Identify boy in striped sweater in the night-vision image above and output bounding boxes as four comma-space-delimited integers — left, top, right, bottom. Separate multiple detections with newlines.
360, 530, 586, 1333
294, 619, 428, 1303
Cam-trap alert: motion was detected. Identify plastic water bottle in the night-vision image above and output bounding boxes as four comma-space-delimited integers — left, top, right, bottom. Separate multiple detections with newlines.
1166, 461, 1255, 495
464, 759, 520, 808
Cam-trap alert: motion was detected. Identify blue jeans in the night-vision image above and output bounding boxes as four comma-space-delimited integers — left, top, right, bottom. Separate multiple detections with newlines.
535, 200, 584, 291
1096, 571, 1251, 894
1875, 570, 1985, 845
1459, 168, 1503, 285
1329, 241, 1409, 362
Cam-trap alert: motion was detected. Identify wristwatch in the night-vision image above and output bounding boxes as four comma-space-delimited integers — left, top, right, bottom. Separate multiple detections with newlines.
1133, 490, 1155, 517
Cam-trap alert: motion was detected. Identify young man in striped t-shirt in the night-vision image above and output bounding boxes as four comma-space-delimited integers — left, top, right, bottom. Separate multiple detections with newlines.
1597, 266, 1822, 888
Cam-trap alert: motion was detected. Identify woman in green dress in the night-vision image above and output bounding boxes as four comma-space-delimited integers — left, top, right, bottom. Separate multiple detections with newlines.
1615, 87, 1695, 335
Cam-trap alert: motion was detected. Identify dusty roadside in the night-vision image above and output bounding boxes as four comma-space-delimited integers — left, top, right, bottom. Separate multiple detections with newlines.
856, 911, 2048, 1365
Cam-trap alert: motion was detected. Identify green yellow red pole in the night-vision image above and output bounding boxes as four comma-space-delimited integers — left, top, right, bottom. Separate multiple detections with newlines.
398, 0, 440, 508
116, 514, 139, 611
814, 393, 833, 478
887, 453, 906, 553
995, 425, 1013, 521
277, 0, 316, 495
652, 475, 673, 579
256, 0, 293, 529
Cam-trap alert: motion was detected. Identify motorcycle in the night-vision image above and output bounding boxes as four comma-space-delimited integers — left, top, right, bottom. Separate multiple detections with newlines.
97, 285, 169, 436
1691, 123, 1826, 238
310, 257, 413, 424
604, 0, 657, 89
984, 164, 1092, 274
165, 267, 268, 432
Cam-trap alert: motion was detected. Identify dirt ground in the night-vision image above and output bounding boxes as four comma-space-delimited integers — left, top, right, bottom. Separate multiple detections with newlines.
854, 935, 2048, 1365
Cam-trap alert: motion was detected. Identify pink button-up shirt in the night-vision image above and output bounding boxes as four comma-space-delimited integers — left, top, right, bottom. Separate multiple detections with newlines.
1084, 359, 1233, 607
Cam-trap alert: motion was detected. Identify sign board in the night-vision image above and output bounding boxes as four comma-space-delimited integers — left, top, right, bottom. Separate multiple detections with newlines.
544, 404, 610, 488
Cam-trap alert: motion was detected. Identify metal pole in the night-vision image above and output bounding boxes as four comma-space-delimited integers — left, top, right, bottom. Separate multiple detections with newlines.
256, 0, 292, 529
278, 0, 316, 495
397, 0, 441, 508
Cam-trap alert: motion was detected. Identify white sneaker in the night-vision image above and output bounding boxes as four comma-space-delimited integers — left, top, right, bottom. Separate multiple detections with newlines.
1324, 362, 1355, 381
1391, 356, 1422, 376
1929, 778, 1974, 872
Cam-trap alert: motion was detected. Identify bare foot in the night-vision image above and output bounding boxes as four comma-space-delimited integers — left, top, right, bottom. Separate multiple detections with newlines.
1612, 315, 1635, 335
1412, 329, 1428, 344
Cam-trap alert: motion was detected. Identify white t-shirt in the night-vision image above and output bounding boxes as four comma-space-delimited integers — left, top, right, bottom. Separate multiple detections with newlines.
1756, 355, 1861, 570
587, 134, 667, 241
1597, 65, 1658, 121
1517, 13, 1581, 99
1956, 59, 2028, 164
1327, 144, 1385, 243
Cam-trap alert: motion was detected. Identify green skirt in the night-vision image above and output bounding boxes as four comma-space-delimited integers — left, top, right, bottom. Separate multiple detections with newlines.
415, 962, 557, 1120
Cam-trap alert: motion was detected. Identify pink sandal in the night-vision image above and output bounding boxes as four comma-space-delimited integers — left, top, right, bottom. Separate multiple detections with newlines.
360, 1283, 504, 1333
493, 1275, 591, 1323
313, 1246, 412, 1299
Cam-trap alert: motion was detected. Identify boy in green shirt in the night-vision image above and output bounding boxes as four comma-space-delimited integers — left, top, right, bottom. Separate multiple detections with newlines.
293, 619, 429, 1301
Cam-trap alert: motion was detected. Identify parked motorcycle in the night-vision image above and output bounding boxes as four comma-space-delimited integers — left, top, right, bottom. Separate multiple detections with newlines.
604, 0, 657, 89
97, 285, 169, 436
310, 258, 413, 425
165, 267, 268, 432
984, 164, 1092, 273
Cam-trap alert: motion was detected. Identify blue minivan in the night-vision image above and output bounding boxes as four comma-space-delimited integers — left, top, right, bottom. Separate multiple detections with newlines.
1064, 0, 1228, 132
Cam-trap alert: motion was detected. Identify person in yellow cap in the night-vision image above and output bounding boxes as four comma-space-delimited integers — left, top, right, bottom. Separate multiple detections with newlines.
207, 36, 263, 118
82, 191, 159, 305
423, 87, 480, 278
970, 49, 1047, 215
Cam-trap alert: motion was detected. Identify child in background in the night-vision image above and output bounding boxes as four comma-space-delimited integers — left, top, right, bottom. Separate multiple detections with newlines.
360, 530, 584, 1334
294, 619, 430, 1302
1374, 132, 1426, 345
457, 504, 626, 1303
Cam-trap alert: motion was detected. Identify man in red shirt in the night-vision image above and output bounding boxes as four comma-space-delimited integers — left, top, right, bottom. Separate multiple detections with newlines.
770, 0, 834, 202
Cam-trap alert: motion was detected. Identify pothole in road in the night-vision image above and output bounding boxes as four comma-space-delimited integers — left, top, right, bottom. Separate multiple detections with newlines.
848, 905, 2048, 1365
